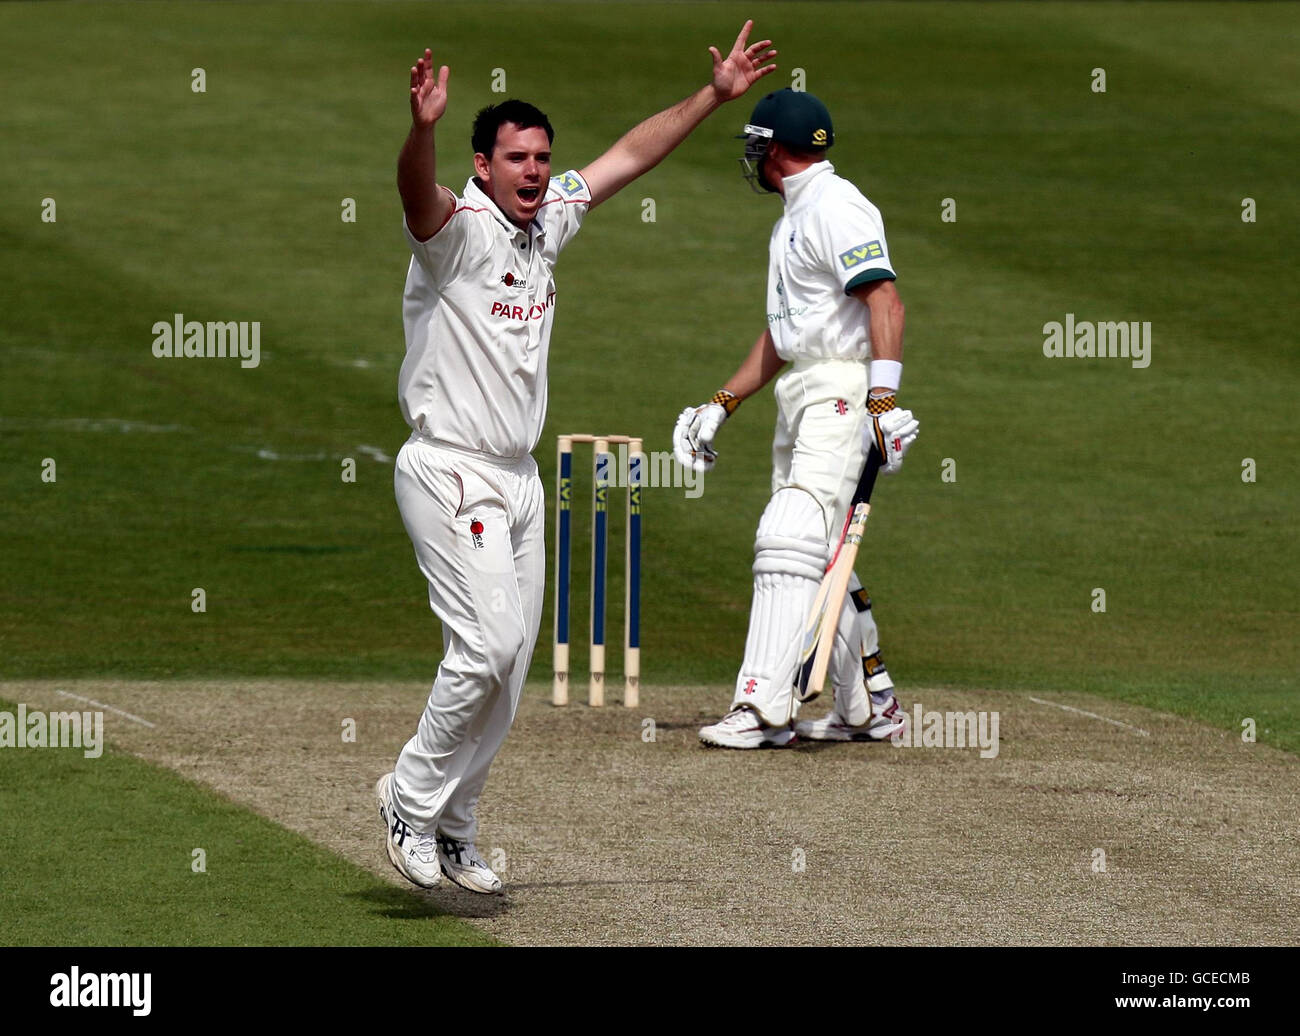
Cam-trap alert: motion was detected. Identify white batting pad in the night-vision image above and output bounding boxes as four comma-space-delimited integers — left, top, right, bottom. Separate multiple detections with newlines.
733, 488, 829, 724
751, 485, 830, 576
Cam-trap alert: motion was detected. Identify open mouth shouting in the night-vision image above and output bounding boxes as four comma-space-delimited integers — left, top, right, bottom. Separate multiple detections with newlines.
517, 185, 541, 205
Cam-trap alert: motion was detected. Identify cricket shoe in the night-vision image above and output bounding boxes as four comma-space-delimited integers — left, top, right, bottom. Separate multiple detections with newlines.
436, 835, 503, 895
375, 772, 441, 888
699, 705, 797, 749
795, 693, 907, 742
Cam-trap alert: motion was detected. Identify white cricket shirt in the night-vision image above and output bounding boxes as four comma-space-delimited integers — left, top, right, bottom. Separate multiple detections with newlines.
399, 169, 592, 458
765, 161, 896, 362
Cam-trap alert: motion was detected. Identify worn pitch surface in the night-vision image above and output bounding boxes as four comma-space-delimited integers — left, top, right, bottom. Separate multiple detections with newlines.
10, 680, 1297, 946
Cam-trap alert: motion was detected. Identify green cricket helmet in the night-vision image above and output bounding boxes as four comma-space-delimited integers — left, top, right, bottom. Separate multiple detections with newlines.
739, 88, 835, 193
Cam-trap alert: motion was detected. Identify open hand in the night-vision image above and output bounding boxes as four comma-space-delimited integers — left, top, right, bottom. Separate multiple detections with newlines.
410, 49, 449, 127
709, 20, 777, 103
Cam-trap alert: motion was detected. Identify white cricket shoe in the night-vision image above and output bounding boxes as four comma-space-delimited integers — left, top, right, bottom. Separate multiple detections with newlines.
796, 693, 907, 742
375, 772, 441, 888
436, 836, 503, 895
699, 705, 797, 749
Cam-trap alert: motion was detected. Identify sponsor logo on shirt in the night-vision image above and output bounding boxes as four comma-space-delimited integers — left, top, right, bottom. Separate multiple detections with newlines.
837, 240, 884, 270
767, 303, 809, 325
553, 172, 584, 196
501, 272, 529, 289
490, 291, 557, 322
469, 518, 485, 549
768, 274, 810, 324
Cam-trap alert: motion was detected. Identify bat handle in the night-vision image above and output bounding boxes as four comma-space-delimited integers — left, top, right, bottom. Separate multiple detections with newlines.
852, 441, 884, 506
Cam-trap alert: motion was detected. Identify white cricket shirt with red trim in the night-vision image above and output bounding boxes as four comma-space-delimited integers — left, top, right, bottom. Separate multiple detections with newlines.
398, 169, 592, 458
765, 161, 896, 362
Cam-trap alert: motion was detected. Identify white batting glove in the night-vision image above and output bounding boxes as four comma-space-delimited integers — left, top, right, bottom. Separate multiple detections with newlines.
865, 392, 919, 475
673, 391, 739, 473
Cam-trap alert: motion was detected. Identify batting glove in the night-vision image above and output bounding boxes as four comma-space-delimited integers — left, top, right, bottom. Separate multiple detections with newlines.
673, 391, 740, 473
865, 391, 919, 476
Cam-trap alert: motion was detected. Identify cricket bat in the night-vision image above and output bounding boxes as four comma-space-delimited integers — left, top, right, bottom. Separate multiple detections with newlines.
792, 445, 883, 704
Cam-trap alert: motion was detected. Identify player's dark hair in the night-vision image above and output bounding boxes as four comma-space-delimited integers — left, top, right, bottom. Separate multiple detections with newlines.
472, 100, 554, 158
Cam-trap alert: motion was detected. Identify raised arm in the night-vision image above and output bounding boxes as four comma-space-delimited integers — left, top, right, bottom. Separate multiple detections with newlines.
580, 20, 777, 208
397, 50, 455, 241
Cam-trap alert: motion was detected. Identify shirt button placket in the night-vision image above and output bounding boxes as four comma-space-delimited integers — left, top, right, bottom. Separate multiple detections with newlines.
526, 234, 541, 349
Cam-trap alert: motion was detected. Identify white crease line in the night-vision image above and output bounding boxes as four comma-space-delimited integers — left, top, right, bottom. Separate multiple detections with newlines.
356, 444, 394, 464
0, 417, 192, 434
56, 691, 157, 729
254, 447, 327, 461
1028, 696, 1149, 737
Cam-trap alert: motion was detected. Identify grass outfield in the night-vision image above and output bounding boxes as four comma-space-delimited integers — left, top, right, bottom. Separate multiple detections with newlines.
2, 0, 1297, 759
0, 696, 497, 946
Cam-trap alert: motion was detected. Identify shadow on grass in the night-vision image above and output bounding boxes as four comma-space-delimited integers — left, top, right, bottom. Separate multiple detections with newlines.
350, 884, 511, 921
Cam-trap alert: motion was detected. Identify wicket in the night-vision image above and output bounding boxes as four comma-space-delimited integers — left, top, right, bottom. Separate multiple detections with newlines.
553, 434, 643, 708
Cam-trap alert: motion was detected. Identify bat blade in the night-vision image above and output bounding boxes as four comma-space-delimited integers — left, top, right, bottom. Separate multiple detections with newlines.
792, 574, 837, 702
791, 441, 882, 704
793, 503, 870, 703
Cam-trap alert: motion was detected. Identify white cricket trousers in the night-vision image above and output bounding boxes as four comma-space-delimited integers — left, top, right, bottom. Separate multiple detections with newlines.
391, 433, 545, 840
770, 358, 873, 539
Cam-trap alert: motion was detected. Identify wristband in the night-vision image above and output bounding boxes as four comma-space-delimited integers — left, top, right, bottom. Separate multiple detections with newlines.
867, 390, 897, 416
711, 389, 742, 416
868, 359, 902, 391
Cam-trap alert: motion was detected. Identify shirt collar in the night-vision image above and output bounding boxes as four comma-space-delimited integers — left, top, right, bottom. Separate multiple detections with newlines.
464, 177, 545, 241
782, 160, 834, 214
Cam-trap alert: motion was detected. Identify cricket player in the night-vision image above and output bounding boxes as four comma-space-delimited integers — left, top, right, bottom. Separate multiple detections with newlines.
377, 24, 779, 892
673, 88, 919, 749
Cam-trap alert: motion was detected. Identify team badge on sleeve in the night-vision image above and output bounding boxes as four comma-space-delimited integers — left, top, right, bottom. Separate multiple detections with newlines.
554, 172, 584, 196
838, 240, 885, 270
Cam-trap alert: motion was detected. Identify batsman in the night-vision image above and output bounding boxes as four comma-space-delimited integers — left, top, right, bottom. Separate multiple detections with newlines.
674, 88, 919, 748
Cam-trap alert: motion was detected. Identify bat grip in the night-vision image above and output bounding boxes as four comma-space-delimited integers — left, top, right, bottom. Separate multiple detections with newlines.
852, 441, 884, 506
